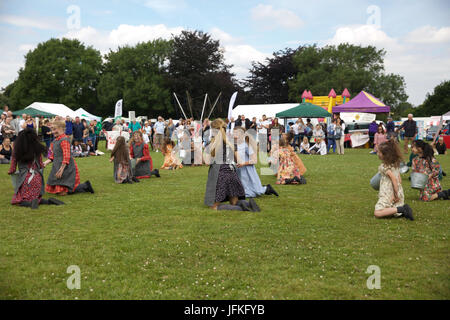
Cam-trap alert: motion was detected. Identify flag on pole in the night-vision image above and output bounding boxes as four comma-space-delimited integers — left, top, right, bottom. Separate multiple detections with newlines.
114, 99, 123, 119
228, 92, 238, 120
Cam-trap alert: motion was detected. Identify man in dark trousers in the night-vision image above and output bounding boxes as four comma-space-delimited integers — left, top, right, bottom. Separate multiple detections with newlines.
398, 113, 417, 154
235, 114, 252, 130
72, 117, 85, 142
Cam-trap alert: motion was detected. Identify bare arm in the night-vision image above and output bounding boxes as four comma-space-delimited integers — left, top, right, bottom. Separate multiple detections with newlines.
386, 170, 400, 201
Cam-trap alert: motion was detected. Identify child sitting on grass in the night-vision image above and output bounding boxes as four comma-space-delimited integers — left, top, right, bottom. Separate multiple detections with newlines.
374, 140, 413, 220
161, 137, 182, 170
276, 133, 307, 185
411, 140, 449, 201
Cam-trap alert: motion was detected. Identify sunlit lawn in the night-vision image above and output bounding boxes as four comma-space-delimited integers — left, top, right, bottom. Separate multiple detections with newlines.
0, 141, 448, 299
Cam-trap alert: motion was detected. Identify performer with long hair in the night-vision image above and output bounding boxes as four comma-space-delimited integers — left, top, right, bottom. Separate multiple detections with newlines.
8, 129, 64, 209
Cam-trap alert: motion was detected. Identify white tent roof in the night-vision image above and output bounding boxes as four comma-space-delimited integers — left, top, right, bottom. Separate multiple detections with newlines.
75, 108, 102, 121
26, 102, 78, 118
232, 103, 299, 120
443, 110, 450, 121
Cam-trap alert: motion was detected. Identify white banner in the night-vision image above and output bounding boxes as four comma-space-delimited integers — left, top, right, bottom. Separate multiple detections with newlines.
129, 111, 136, 122
228, 92, 238, 120
105, 131, 130, 150
114, 99, 123, 118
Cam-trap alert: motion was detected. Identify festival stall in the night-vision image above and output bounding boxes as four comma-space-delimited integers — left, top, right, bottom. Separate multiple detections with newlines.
12, 107, 56, 118
25, 102, 78, 118
332, 91, 390, 148
74, 108, 102, 122
232, 103, 299, 120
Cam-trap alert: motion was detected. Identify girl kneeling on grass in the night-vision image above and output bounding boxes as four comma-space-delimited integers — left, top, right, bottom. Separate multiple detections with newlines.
374, 140, 413, 220
411, 140, 449, 201
234, 126, 278, 198
204, 119, 260, 212
110, 136, 139, 184
129, 131, 160, 179
43, 121, 94, 196
8, 129, 64, 209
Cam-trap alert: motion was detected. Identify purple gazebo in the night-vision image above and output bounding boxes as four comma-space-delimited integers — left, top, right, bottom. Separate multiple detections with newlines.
333, 91, 390, 113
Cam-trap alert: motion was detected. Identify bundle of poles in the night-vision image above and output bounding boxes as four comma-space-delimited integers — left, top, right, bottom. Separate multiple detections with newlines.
173, 92, 222, 122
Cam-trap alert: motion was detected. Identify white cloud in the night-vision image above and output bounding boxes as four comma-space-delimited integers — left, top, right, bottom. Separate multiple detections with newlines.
0, 14, 59, 30
251, 4, 303, 30
327, 24, 450, 106
328, 24, 401, 52
404, 26, 450, 44
210, 28, 269, 79
144, 0, 186, 12
64, 24, 183, 54
18, 44, 35, 52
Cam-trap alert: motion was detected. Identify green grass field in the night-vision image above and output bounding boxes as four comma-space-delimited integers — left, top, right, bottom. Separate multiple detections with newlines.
0, 142, 449, 300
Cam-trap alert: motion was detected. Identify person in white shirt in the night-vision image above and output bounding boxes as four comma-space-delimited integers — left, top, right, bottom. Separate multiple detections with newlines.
309, 137, 327, 155
312, 124, 324, 141
153, 116, 166, 152
257, 115, 271, 151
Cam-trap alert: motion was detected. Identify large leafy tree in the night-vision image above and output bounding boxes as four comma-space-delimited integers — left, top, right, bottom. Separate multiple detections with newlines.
287, 44, 408, 109
244, 47, 302, 104
413, 80, 450, 116
7, 38, 102, 112
97, 39, 173, 117
168, 30, 238, 119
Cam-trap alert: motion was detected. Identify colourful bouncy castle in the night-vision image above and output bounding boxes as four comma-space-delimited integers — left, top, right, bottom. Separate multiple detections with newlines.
301, 88, 351, 113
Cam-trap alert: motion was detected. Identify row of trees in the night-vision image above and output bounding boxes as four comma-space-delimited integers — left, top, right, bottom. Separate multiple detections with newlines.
1, 29, 446, 118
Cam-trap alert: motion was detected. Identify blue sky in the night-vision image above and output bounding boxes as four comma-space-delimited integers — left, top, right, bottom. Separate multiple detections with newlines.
1, 0, 449, 106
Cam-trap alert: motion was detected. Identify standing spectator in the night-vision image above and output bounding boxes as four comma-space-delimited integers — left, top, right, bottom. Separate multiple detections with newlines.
398, 114, 417, 154
372, 126, 388, 154
88, 121, 96, 147
386, 116, 397, 140
1, 117, 15, 141
128, 118, 141, 133
2, 105, 9, 115
368, 120, 378, 148
65, 116, 74, 142
167, 118, 175, 138
72, 117, 85, 142
335, 118, 345, 155
94, 119, 102, 151
235, 114, 252, 130
41, 119, 53, 152
257, 115, 271, 151
81, 119, 89, 144
327, 118, 337, 153
153, 116, 166, 152
0, 113, 5, 144
306, 118, 314, 132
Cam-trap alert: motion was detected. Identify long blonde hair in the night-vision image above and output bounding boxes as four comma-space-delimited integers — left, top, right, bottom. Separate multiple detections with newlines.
209, 118, 234, 157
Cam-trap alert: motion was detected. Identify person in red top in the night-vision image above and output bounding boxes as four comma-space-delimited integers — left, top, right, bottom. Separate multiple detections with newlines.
129, 131, 160, 179
43, 120, 94, 196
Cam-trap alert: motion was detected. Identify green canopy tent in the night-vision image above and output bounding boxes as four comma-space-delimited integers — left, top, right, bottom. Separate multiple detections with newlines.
12, 107, 56, 118
275, 102, 332, 118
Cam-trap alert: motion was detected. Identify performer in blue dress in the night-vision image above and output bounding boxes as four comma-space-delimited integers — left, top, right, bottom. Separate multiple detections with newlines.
234, 126, 278, 198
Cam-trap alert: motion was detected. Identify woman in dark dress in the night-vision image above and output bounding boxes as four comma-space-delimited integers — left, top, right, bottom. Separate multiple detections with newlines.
8, 129, 64, 209
204, 119, 260, 212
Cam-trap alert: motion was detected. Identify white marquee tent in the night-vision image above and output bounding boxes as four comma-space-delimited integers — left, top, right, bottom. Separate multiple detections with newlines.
26, 102, 78, 118
231, 103, 299, 120
74, 108, 102, 121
